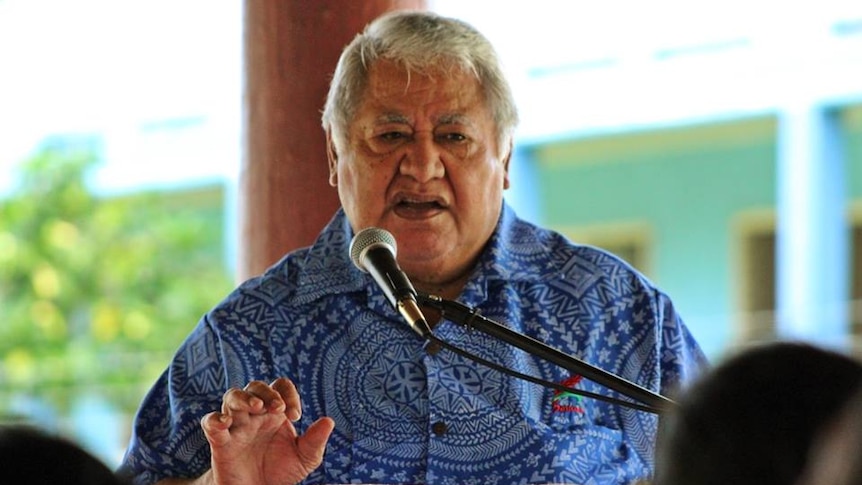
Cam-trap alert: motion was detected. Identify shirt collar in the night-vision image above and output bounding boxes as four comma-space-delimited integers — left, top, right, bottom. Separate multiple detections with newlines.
458, 202, 560, 306
293, 203, 560, 305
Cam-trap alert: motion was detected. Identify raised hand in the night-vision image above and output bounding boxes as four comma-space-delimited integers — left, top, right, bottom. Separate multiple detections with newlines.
200, 378, 335, 485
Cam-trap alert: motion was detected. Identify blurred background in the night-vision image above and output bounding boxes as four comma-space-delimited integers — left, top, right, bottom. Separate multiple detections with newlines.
1, 0, 861, 467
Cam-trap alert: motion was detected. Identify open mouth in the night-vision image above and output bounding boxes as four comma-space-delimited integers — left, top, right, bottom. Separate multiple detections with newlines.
393, 196, 446, 218
397, 199, 444, 210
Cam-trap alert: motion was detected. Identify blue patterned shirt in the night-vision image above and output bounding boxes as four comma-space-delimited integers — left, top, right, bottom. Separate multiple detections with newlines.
119, 203, 706, 485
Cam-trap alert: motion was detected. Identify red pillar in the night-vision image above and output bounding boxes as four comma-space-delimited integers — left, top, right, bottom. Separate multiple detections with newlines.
240, 0, 426, 280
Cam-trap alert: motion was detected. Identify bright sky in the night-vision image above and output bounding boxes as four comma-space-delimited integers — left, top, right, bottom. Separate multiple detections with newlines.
1, 0, 860, 194
0, 0, 242, 194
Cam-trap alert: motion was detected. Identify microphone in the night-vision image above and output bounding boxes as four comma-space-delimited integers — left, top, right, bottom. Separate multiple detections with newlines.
349, 227, 432, 339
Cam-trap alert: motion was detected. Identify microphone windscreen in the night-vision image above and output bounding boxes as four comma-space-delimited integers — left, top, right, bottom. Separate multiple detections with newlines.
349, 227, 397, 272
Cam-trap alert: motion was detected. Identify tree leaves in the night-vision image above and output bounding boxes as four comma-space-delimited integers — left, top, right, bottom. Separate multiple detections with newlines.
0, 144, 233, 416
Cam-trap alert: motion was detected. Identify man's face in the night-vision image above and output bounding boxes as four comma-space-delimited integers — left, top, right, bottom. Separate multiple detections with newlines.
329, 60, 510, 292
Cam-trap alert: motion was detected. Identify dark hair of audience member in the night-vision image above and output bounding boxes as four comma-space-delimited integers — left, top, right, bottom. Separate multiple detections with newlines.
0, 424, 128, 485
797, 384, 862, 485
653, 341, 862, 485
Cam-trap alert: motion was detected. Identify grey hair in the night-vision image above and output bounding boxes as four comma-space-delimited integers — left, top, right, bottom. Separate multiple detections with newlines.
321, 10, 519, 157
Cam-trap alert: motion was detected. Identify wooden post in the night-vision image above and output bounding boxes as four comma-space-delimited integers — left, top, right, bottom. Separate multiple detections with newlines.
239, 0, 426, 280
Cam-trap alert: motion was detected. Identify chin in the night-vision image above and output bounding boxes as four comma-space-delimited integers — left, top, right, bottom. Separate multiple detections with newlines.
399, 245, 445, 264
391, 226, 443, 247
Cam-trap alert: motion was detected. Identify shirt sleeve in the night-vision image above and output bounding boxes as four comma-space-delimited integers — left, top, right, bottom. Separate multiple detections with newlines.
656, 290, 709, 397
117, 315, 228, 485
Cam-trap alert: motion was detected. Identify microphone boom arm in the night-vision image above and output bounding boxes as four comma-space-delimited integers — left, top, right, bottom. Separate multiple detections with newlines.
417, 293, 675, 412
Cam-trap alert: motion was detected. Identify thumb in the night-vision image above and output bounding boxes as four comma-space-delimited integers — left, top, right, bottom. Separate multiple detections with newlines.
296, 417, 335, 469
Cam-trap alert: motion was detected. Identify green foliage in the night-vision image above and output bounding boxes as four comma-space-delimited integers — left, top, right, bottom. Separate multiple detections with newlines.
0, 145, 234, 415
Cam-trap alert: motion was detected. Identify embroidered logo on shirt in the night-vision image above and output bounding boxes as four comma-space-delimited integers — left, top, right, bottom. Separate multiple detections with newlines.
552, 375, 585, 413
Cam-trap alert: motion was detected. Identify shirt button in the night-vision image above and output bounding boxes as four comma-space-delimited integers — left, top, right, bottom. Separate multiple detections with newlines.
424, 340, 442, 356
432, 421, 448, 436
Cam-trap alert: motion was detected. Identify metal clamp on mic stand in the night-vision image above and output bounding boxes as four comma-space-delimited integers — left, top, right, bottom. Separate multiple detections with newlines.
417, 293, 676, 414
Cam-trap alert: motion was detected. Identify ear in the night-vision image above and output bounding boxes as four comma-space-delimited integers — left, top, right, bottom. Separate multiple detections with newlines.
502, 139, 513, 190
326, 131, 338, 187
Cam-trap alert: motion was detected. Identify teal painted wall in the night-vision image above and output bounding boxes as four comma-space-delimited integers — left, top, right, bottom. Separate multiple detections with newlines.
845, 107, 862, 205
527, 110, 862, 358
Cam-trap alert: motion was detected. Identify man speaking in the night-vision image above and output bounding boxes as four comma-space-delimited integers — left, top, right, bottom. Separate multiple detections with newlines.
119, 10, 706, 485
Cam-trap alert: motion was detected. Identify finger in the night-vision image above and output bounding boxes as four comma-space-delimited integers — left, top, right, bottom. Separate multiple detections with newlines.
244, 380, 286, 413
272, 377, 301, 421
295, 417, 335, 470
222, 387, 265, 415
201, 412, 233, 448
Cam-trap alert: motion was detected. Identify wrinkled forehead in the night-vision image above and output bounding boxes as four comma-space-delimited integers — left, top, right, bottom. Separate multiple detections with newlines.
356, 61, 490, 123
363, 57, 479, 92
365, 59, 484, 102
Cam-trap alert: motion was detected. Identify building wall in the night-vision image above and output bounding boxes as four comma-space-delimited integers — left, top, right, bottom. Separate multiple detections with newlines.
529, 105, 862, 359
846, 106, 862, 198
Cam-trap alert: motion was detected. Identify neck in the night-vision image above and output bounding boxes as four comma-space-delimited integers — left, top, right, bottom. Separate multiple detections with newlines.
414, 271, 470, 302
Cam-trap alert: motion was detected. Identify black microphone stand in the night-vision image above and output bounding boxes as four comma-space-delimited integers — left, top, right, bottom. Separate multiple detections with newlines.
417, 293, 676, 413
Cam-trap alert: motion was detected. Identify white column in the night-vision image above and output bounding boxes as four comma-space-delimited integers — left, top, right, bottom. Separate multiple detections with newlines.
775, 103, 849, 348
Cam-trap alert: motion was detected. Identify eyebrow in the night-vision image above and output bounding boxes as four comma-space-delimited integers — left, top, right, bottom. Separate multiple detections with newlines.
374, 113, 410, 124
373, 112, 472, 126
437, 113, 472, 126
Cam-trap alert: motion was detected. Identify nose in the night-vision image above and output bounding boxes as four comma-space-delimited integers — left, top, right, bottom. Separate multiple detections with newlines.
399, 134, 445, 183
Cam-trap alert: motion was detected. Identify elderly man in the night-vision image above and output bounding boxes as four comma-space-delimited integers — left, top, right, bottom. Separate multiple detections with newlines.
119, 10, 706, 485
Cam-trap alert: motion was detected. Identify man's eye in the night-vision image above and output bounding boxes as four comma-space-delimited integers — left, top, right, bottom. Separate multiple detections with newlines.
379, 132, 407, 141
439, 133, 466, 142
